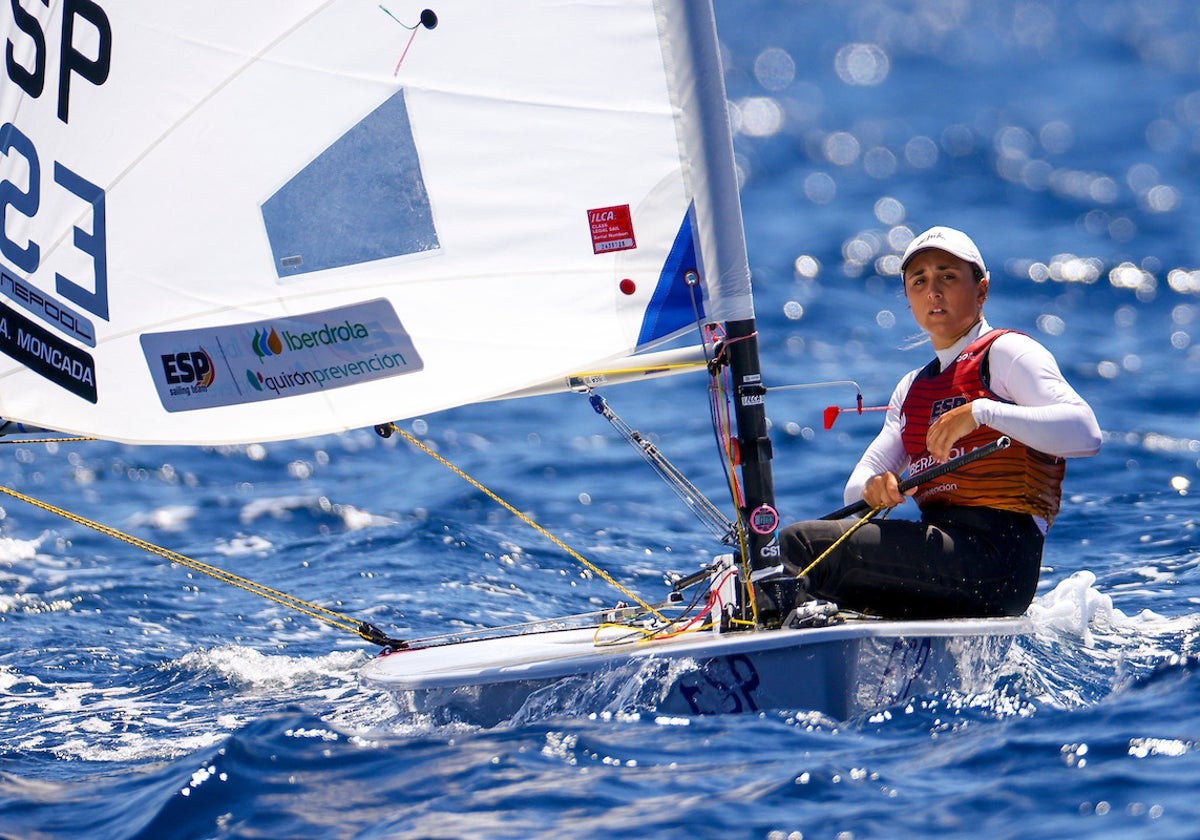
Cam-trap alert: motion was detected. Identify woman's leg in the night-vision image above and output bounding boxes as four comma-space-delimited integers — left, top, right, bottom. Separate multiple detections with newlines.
778, 509, 1042, 619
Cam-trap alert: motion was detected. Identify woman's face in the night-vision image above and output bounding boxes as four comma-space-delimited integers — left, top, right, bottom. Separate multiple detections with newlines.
902, 249, 988, 349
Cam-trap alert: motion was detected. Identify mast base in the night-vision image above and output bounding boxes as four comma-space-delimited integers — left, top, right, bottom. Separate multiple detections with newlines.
752, 575, 810, 630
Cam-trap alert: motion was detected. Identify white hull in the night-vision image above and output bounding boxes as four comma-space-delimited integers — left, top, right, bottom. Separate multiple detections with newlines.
361, 616, 1029, 726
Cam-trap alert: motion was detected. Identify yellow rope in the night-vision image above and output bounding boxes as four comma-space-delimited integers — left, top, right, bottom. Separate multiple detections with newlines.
1, 436, 95, 445
1, 421, 671, 640
569, 360, 706, 379
797, 506, 885, 578
386, 423, 668, 623
0, 482, 383, 642
708, 360, 759, 628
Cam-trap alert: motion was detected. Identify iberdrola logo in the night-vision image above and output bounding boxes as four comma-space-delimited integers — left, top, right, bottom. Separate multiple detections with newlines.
251, 327, 284, 360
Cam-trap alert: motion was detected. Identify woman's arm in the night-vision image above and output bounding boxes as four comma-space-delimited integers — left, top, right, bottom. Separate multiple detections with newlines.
972, 332, 1101, 457
843, 373, 914, 505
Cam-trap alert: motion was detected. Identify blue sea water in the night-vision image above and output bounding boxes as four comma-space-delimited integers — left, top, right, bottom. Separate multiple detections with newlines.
3, 1, 1200, 837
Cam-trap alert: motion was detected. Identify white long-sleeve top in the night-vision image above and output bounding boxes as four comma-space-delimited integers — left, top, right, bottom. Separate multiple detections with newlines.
844, 319, 1102, 514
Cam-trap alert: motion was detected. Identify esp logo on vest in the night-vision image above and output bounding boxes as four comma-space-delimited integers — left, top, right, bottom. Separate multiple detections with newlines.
930, 395, 967, 420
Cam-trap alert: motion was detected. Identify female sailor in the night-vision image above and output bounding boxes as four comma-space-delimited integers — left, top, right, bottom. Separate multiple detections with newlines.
764, 226, 1102, 622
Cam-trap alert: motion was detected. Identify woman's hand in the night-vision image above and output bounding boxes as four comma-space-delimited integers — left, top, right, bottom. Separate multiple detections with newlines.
863, 471, 906, 508
927, 403, 979, 461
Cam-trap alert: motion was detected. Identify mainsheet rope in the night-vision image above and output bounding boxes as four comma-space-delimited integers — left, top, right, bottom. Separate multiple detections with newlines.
0, 347, 741, 644
0, 473, 407, 649
0, 400, 682, 643
377, 422, 669, 623
797, 505, 886, 578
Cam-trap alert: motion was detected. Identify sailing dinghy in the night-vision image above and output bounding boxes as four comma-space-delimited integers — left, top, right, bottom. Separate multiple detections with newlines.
0, 0, 1025, 724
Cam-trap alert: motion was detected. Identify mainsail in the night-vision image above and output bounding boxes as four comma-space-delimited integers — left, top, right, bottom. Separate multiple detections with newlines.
0, 0, 753, 445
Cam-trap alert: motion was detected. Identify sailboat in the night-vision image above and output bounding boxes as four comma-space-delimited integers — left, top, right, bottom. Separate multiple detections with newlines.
0, 1, 1025, 725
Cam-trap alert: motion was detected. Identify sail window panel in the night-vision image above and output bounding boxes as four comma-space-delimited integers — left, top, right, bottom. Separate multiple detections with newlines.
260, 90, 439, 278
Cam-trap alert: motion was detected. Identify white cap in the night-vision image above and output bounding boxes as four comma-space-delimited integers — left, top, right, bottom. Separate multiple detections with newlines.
901, 226, 988, 279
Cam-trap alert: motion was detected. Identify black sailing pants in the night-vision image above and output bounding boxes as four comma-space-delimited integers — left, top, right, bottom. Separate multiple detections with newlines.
778, 505, 1044, 619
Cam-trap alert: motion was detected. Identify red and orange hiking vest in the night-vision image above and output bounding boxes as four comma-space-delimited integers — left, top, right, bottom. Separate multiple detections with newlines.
900, 330, 1065, 524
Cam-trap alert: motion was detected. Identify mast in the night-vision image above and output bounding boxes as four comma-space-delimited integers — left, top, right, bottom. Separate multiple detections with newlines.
724, 318, 780, 627
670, 2, 779, 627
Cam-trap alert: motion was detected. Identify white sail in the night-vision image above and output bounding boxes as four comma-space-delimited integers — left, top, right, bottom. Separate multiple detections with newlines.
0, 0, 751, 444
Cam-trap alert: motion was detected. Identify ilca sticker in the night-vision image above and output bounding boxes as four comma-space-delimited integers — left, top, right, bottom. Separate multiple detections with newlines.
588, 204, 636, 254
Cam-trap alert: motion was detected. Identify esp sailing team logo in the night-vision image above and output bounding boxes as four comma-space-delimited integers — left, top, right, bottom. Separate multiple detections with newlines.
160, 348, 215, 394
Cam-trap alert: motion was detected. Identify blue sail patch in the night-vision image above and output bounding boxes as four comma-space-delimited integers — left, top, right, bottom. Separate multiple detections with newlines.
635, 210, 705, 348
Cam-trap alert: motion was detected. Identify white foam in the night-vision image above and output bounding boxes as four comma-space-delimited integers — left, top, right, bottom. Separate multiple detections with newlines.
1017, 569, 1200, 709
176, 644, 366, 693
334, 504, 396, 530
0, 593, 76, 615
0, 663, 210, 762
56, 730, 229, 763
239, 494, 320, 524
0, 534, 45, 564
1030, 570, 1198, 649
236, 495, 395, 530
1029, 571, 1122, 648
124, 505, 197, 532
213, 535, 274, 556
1, 642, 400, 764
